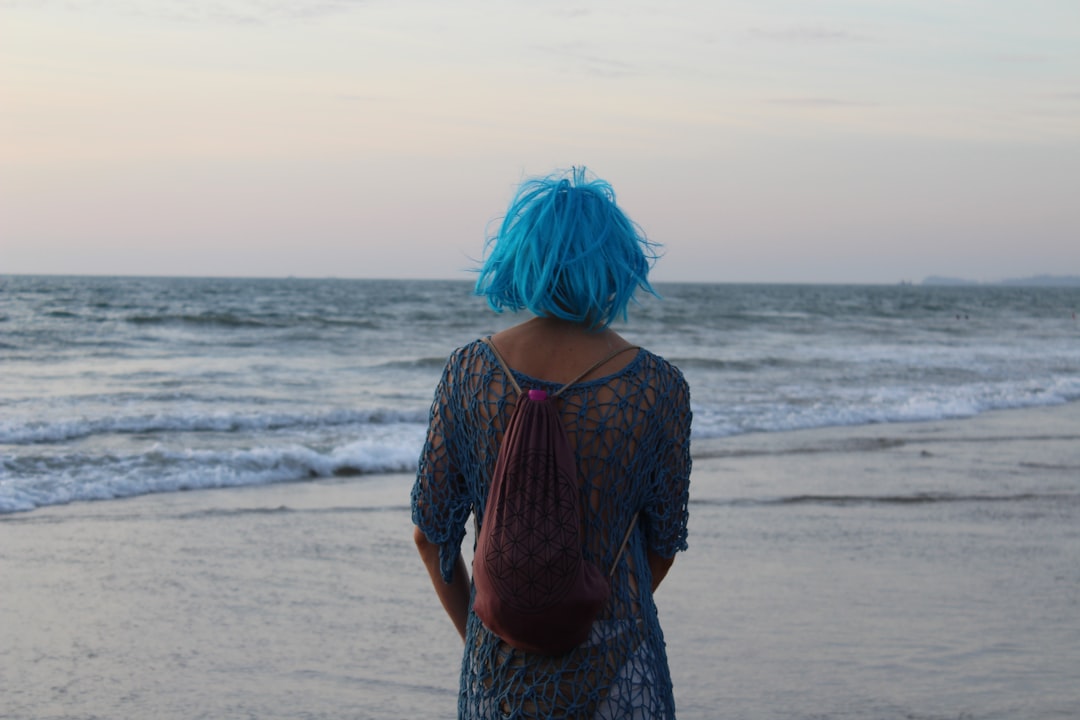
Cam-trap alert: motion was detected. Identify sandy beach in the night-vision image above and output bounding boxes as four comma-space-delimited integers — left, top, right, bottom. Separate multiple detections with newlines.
3, 402, 1079, 719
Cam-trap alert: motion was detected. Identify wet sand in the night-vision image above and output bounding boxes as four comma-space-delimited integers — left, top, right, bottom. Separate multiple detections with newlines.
2, 403, 1079, 719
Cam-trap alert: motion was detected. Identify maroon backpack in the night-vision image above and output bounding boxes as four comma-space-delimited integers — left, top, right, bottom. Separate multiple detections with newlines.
473, 338, 638, 655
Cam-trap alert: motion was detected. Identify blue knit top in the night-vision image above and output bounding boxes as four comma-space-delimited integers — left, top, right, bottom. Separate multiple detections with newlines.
412, 339, 692, 719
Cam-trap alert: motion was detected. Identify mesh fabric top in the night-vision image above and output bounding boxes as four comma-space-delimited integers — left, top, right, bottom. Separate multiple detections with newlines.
412, 338, 692, 719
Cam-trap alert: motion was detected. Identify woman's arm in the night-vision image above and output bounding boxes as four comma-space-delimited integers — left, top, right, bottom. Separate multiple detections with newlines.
414, 525, 471, 642
647, 549, 675, 593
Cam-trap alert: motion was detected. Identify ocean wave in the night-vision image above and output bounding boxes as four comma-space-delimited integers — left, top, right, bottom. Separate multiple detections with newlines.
5, 378, 1079, 448
170, 504, 413, 520
692, 492, 1077, 508
0, 435, 424, 515
124, 312, 380, 330
373, 357, 453, 371
0, 407, 429, 445
689, 377, 1080, 440
126, 312, 277, 328
692, 437, 908, 460
673, 356, 800, 372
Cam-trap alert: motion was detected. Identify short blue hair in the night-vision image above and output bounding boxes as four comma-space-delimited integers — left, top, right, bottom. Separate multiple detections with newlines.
475, 167, 660, 329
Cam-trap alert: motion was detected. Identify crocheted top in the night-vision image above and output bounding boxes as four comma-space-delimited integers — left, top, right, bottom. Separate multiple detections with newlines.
412, 338, 692, 719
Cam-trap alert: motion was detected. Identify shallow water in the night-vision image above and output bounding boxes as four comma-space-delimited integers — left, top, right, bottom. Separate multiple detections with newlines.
2, 404, 1078, 719
4, 276, 1079, 514
0, 474, 453, 720
670, 406, 1080, 720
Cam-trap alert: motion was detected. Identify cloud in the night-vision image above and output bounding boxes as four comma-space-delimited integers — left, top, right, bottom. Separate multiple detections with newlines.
337, 93, 395, 103
533, 42, 643, 79
991, 53, 1050, 65
0, 0, 369, 24
749, 25, 869, 44
547, 7, 592, 20
765, 97, 877, 108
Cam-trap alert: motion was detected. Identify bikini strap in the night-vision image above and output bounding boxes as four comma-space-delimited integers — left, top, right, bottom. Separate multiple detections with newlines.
481, 337, 639, 398
554, 344, 639, 397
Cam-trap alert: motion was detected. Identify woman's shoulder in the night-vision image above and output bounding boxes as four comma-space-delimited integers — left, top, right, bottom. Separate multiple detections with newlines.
637, 347, 687, 383
434, 340, 495, 388
444, 338, 687, 395
441, 338, 490, 367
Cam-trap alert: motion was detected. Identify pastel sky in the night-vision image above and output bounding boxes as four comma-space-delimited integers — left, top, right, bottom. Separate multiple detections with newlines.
2, 0, 1078, 283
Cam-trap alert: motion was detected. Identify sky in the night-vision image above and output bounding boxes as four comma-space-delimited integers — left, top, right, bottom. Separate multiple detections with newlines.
2, 0, 1078, 284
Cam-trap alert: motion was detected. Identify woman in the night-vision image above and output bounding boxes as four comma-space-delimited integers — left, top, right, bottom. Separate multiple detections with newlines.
411, 167, 692, 719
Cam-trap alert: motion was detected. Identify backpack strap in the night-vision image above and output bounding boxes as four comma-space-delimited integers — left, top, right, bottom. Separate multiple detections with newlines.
480, 336, 641, 578
609, 512, 638, 578
481, 336, 639, 398
481, 337, 523, 395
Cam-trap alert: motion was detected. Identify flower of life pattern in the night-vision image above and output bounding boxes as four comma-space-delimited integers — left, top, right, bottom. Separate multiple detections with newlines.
483, 447, 581, 613
413, 339, 692, 719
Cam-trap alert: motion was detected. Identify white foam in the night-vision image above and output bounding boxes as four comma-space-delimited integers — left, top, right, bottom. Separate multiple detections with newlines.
0, 424, 428, 514
689, 375, 1080, 439
0, 407, 429, 445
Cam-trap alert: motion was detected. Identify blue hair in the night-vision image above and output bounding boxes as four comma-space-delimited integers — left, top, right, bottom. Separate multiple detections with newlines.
474, 167, 660, 329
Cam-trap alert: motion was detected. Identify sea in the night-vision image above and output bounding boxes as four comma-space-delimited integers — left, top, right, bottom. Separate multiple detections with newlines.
2, 275, 1078, 515
2, 275, 1079, 720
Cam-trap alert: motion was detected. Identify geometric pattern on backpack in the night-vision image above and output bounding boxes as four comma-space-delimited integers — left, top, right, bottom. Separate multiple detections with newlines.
472, 338, 638, 655
482, 440, 580, 612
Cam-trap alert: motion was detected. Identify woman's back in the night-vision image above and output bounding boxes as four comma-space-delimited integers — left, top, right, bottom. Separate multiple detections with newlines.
413, 334, 691, 718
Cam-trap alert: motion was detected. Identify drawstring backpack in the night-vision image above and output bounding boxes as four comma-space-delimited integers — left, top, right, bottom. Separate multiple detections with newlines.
473, 337, 639, 655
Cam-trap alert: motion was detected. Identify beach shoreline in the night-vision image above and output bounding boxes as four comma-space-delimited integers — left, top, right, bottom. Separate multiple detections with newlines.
2, 402, 1079, 719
